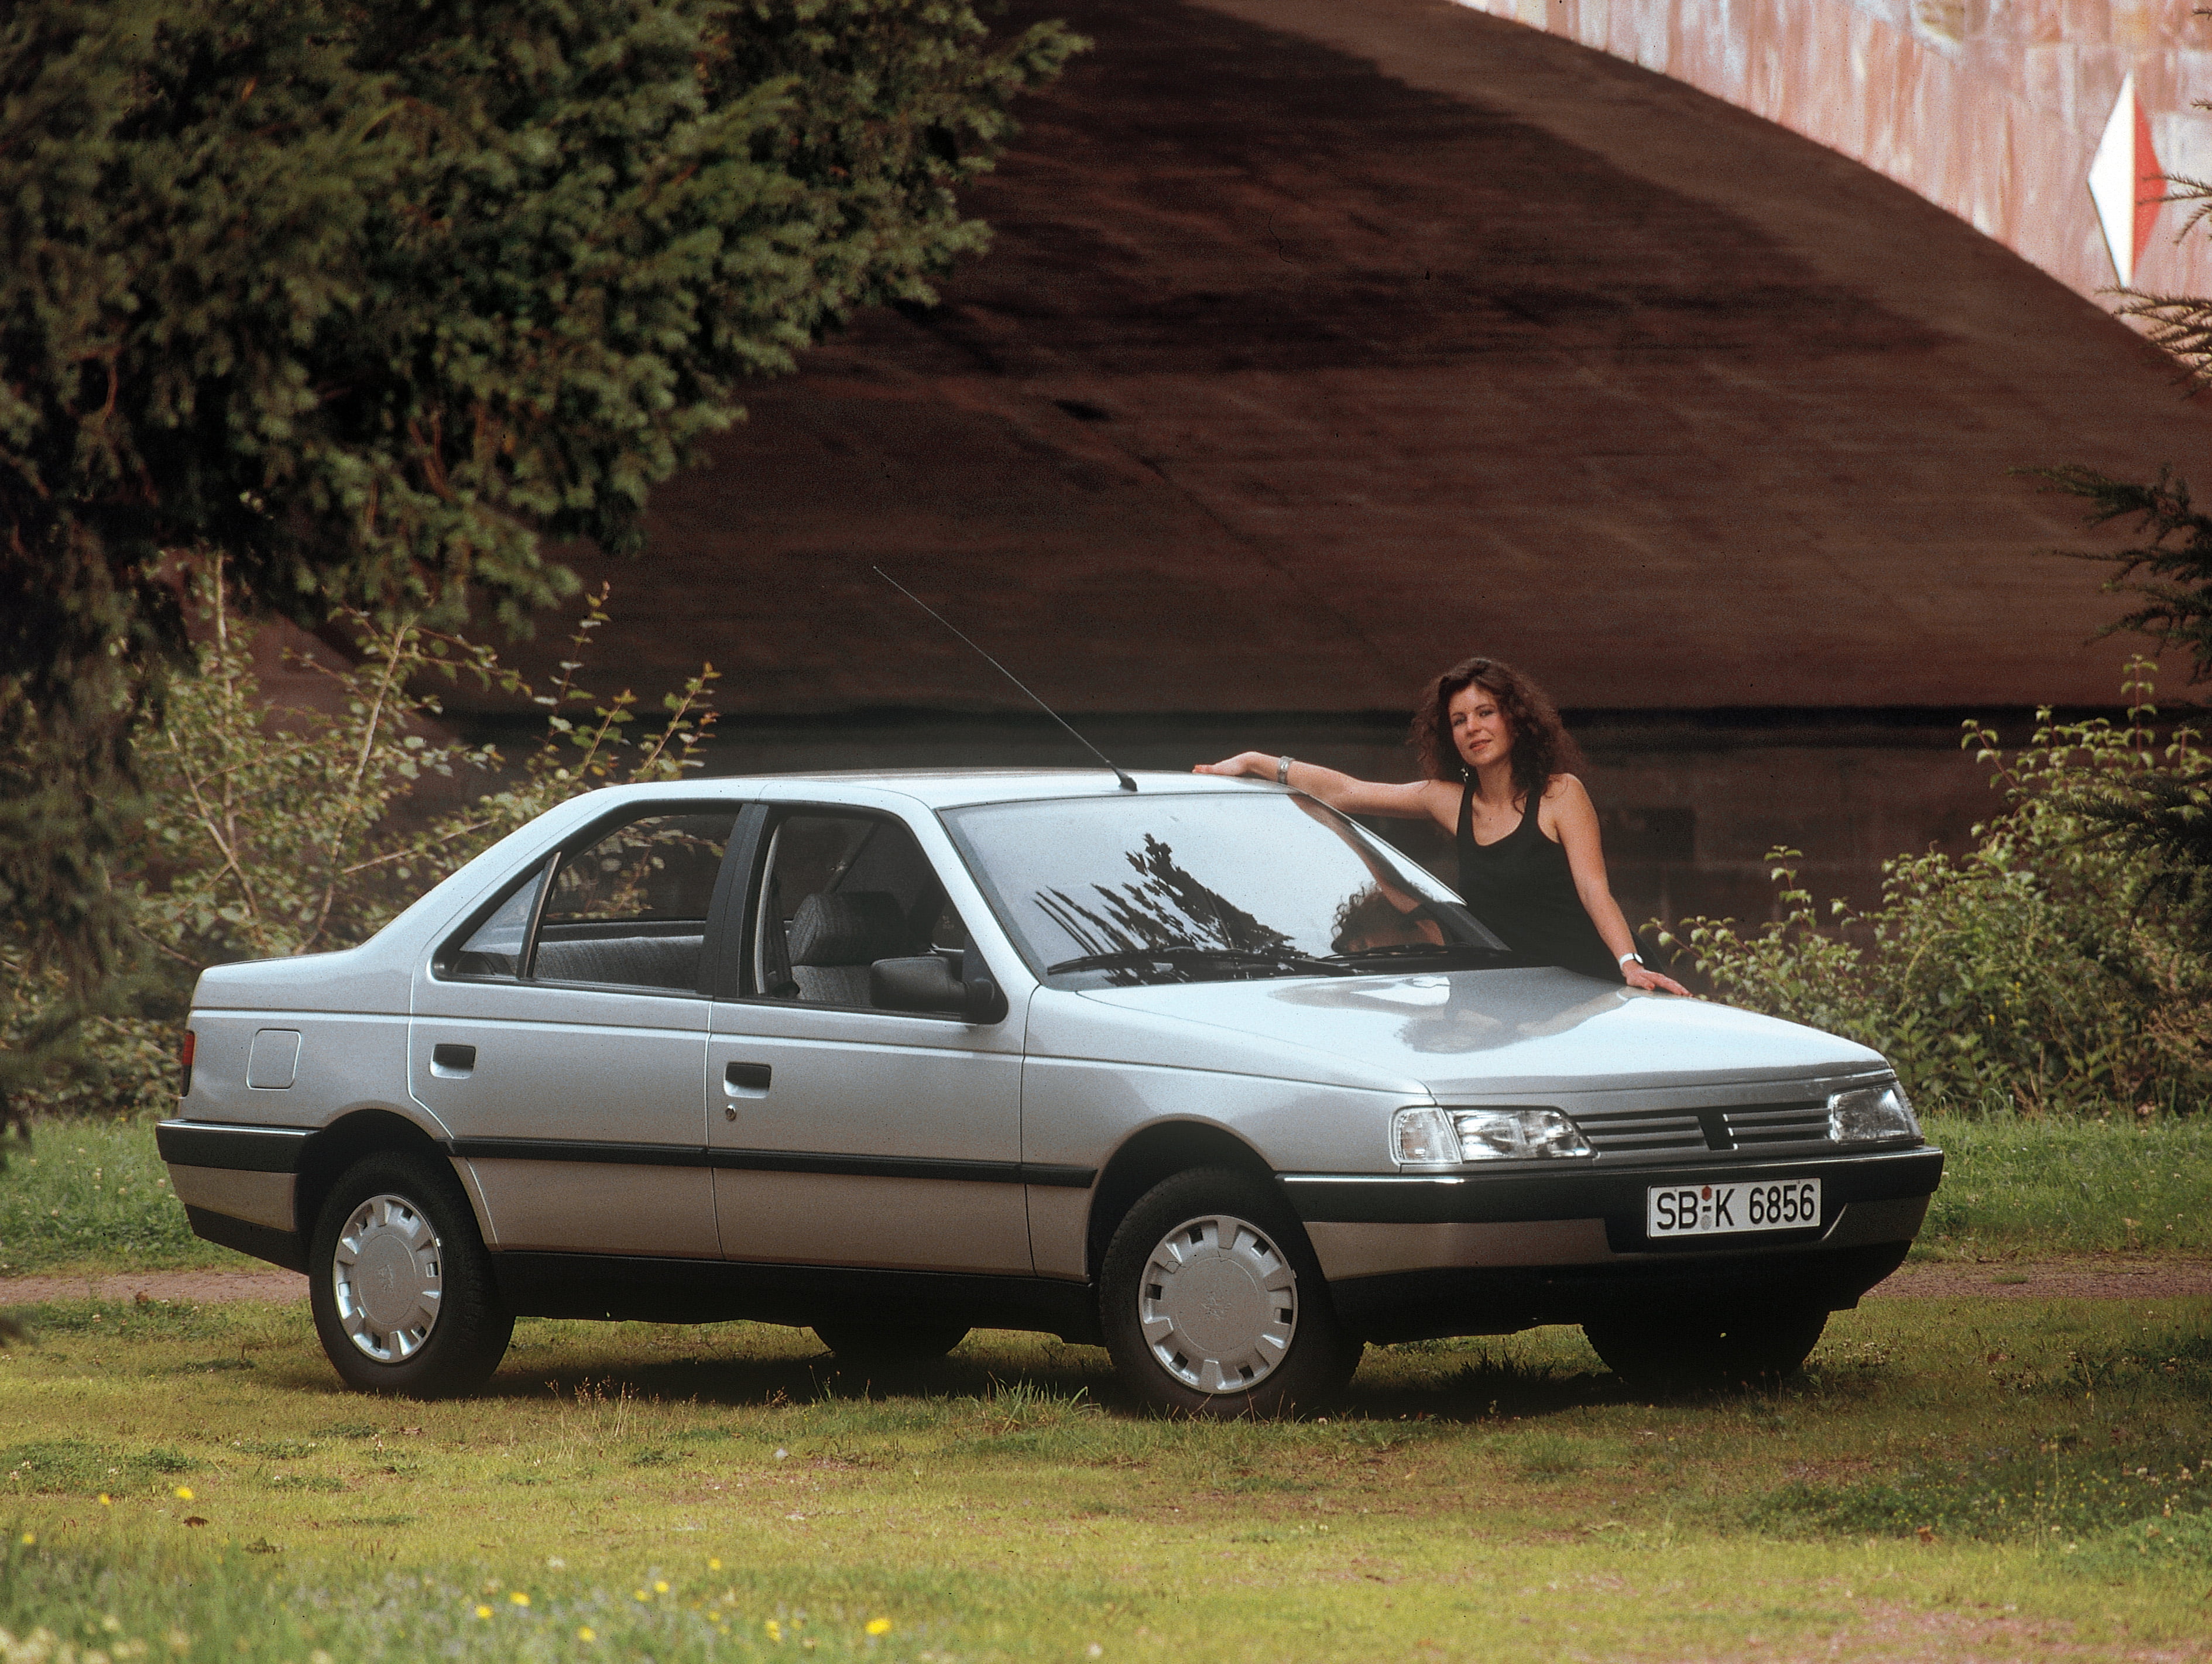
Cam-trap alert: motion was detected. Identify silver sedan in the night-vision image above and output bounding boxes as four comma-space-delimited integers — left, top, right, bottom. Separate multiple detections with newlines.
157, 771, 1940, 1413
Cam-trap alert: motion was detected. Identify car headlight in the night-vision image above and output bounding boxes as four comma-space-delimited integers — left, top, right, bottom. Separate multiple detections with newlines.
1827, 1081, 1920, 1144
1391, 1106, 1593, 1168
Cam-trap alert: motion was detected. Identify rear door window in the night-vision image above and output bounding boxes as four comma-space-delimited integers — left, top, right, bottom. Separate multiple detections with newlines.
444, 811, 738, 993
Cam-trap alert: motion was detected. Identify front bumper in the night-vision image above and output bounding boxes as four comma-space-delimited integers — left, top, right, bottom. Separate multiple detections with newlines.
1281, 1145, 1942, 1342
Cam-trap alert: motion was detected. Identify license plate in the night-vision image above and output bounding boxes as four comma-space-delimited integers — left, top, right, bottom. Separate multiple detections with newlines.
1645, 1178, 1821, 1237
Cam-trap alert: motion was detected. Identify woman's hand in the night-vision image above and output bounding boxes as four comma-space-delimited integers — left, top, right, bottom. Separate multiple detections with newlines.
1623, 960, 1691, 997
1193, 752, 1274, 778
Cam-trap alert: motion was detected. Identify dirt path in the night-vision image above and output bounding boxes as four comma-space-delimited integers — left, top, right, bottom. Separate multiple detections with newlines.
0, 1257, 2204, 1310
1862, 1256, 2211, 1301
0, 1268, 307, 1305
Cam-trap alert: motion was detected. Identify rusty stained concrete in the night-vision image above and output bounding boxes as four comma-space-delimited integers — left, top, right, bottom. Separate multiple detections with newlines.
443, 0, 2212, 732
1456, 0, 2212, 307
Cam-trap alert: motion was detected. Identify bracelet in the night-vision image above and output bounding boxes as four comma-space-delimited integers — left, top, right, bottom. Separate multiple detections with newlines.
1617, 951, 1642, 967
1277, 754, 1294, 785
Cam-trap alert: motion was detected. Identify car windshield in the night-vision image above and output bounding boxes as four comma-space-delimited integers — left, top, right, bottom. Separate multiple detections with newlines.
944, 791, 1509, 987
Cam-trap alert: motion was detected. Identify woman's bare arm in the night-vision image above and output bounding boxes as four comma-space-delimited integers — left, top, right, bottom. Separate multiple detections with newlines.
1195, 752, 1455, 828
1542, 777, 1690, 996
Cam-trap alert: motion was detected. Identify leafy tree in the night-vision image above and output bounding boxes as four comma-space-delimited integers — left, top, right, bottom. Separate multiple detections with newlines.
2026, 230, 2212, 925
2034, 465, 2212, 685
0, 0, 1081, 1027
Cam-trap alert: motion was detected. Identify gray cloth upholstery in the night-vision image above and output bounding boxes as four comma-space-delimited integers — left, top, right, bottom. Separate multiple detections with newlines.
533, 935, 703, 990
787, 892, 908, 966
791, 963, 875, 1006
787, 891, 910, 1007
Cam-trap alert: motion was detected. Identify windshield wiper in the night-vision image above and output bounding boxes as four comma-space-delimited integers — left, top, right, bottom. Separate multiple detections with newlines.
1047, 946, 1354, 978
1323, 941, 1511, 966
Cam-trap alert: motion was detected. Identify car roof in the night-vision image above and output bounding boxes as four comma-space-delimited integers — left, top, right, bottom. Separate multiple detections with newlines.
577, 768, 1277, 813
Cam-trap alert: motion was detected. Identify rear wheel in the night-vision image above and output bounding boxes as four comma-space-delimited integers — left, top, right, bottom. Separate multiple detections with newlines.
1583, 1304, 1828, 1397
308, 1151, 512, 1398
1101, 1167, 1360, 1418
812, 1315, 970, 1368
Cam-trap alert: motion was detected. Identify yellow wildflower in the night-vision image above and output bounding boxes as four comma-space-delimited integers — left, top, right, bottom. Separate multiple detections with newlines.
577, 1627, 597, 1643
654, 1581, 670, 1594
475, 1605, 493, 1620
866, 1618, 891, 1636
173, 1488, 193, 1501
766, 1620, 783, 1642
509, 1592, 530, 1607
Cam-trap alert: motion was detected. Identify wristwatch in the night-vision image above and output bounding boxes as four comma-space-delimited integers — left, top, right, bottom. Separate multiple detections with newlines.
1277, 754, 1294, 785
1617, 951, 1642, 968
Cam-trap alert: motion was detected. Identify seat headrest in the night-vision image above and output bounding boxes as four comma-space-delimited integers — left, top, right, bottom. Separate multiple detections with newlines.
787, 891, 909, 966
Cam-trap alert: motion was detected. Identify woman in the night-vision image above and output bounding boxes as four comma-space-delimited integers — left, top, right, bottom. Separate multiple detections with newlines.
1197, 656, 1689, 994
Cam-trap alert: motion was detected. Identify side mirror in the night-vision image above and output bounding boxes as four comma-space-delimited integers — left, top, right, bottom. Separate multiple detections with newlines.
961, 945, 1009, 1024
868, 951, 1011, 1023
869, 956, 967, 1015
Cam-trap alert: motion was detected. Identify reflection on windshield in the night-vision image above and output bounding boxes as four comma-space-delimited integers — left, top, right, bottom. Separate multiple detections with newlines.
1331, 883, 1446, 955
1038, 832, 1297, 965
946, 792, 1507, 986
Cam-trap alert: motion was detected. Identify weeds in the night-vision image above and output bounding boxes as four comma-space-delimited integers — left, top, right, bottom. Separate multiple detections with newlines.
1655, 661, 2212, 1118
1, 576, 719, 1123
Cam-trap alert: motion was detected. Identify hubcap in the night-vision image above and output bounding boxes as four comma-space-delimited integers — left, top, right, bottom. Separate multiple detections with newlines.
1137, 1212, 1298, 1394
332, 1193, 443, 1364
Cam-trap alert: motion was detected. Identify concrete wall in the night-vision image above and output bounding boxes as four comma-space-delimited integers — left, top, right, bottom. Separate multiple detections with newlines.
1452, 0, 2212, 305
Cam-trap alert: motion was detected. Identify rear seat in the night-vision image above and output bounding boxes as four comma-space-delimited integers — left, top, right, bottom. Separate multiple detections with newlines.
532, 935, 704, 991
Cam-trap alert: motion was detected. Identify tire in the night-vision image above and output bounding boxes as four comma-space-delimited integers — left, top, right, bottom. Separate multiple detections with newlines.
1100, 1166, 1361, 1419
307, 1151, 513, 1398
1583, 1304, 1829, 1397
812, 1314, 971, 1369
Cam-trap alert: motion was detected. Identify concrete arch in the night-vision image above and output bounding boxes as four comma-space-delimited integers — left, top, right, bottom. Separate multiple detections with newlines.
1452, 0, 2212, 304
431, 0, 2212, 920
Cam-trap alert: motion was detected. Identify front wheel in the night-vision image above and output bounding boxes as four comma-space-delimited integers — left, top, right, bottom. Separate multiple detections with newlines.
308, 1151, 512, 1398
1101, 1167, 1360, 1418
1583, 1304, 1828, 1397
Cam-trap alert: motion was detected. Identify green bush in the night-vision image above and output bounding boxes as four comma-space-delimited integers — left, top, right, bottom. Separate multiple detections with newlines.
1655, 663, 2212, 1117
0, 572, 717, 1120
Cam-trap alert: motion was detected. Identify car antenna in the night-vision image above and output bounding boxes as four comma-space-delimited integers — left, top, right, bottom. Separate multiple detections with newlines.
873, 565, 1138, 791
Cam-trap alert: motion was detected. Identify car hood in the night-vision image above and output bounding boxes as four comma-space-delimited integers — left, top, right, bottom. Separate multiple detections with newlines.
1073, 966, 1887, 1096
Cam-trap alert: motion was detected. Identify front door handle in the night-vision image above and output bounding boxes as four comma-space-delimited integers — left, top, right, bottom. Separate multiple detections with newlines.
723, 1061, 771, 1096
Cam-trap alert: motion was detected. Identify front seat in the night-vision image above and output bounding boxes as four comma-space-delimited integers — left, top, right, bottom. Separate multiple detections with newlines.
786, 891, 911, 1006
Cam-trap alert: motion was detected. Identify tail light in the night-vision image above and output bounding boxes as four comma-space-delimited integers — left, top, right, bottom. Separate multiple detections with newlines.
179, 1030, 196, 1099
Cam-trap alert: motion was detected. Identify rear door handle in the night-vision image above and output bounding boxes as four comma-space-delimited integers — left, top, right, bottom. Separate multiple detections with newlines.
724, 1061, 771, 1094
430, 1043, 476, 1078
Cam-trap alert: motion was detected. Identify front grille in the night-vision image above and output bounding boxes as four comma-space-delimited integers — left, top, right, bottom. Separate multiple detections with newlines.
1723, 1100, 1832, 1148
1570, 1097, 1835, 1157
1573, 1106, 1709, 1156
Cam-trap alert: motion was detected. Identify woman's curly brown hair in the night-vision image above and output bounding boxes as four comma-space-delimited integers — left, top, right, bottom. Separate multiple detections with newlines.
1409, 656, 1585, 805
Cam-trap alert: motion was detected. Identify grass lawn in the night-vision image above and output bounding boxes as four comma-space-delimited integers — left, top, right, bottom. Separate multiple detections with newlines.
1, 1294, 2207, 1662
4, 1113, 2208, 1277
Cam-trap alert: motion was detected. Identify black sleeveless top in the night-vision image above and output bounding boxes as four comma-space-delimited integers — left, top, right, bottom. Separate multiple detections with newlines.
1457, 780, 1623, 983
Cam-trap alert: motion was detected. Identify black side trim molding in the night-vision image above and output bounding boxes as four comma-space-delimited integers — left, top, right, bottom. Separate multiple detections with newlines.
182, 1206, 307, 1274
445, 1137, 1095, 1188
489, 1251, 1102, 1342
157, 1120, 314, 1174
448, 1137, 708, 1168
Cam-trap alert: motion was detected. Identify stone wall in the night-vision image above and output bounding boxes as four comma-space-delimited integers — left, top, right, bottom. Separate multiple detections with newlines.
1452, 0, 2212, 305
